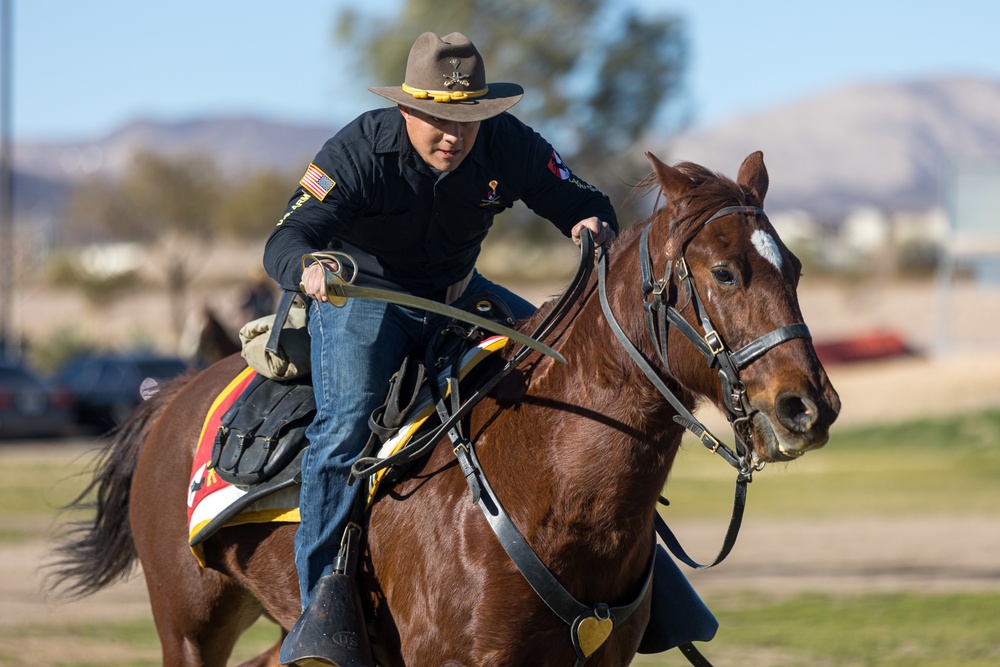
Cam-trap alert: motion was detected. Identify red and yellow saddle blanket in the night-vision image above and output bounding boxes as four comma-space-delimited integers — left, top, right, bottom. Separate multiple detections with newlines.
186, 336, 510, 566
186, 366, 300, 566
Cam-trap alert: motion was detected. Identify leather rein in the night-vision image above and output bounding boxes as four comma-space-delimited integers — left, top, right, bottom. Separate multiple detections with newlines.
598, 205, 811, 568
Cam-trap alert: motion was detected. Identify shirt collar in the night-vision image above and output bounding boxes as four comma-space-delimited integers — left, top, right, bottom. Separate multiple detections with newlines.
372, 107, 404, 155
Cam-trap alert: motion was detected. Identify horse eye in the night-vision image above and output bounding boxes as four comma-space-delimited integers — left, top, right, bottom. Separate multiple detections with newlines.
711, 266, 738, 286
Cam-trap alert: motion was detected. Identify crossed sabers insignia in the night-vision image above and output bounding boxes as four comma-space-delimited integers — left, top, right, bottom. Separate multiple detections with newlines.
443, 57, 470, 88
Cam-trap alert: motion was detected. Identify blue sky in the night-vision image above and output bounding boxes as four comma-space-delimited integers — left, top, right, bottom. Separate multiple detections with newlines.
10, 0, 1000, 142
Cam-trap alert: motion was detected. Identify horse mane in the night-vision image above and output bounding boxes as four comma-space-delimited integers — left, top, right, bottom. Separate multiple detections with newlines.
631, 161, 756, 242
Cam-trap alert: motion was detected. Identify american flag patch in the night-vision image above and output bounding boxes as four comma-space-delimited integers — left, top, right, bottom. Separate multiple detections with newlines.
300, 163, 336, 200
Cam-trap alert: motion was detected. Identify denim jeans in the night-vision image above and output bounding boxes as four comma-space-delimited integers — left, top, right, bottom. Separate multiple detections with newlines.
295, 271, 536, 607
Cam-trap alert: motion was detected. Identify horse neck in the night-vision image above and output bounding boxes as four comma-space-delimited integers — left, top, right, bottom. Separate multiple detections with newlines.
511, 231, 691, 551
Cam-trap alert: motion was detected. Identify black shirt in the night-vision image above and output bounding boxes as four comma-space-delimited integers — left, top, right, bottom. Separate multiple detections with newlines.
263, 107, 618, 299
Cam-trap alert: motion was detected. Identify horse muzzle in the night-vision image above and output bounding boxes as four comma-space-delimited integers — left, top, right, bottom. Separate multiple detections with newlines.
751, 387, 838, 461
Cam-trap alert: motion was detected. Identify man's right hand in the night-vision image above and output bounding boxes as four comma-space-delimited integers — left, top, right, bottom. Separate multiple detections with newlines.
299, 260, 339, 302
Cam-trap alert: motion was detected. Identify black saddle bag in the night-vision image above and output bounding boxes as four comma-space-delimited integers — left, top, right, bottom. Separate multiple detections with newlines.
211, 372, 316, 485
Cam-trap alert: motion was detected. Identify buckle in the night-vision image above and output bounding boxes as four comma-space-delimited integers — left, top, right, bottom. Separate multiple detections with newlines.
700, 431, 721, 453
704, 330, 725, 355
676, 258, 690, 281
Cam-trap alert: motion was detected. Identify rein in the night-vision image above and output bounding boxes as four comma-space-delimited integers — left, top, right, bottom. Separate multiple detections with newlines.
598, 206, 811, 568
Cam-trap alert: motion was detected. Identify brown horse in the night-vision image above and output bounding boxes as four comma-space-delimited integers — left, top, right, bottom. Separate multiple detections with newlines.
49, 151, 840, 666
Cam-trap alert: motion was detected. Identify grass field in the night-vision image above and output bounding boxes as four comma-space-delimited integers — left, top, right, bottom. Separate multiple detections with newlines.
664, 406, 1000, 518
1, 408, 999, 665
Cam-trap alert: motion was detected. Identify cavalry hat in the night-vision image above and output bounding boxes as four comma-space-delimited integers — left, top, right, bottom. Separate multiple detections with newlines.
369, 32, 523, 122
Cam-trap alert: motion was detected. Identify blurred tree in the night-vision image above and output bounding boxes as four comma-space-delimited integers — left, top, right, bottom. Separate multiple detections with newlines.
67, 151, 221, 339
335, 0, 688, 228
215, 169, 296, 239
66, 151, 294, 341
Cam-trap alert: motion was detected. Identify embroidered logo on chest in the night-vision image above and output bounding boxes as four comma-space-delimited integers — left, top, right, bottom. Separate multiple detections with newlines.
479, 179, 504, 208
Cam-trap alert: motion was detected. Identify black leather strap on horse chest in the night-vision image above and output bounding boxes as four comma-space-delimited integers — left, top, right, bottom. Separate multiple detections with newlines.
452, 439, 654, 665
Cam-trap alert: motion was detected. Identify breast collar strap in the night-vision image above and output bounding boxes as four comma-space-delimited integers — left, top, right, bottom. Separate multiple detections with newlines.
452, 439, 655, 665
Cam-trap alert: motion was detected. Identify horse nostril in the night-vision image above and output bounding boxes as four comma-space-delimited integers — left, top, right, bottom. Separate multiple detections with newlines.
776, 392, 819, 433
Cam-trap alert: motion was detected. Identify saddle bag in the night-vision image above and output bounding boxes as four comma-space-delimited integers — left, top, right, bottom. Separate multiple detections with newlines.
211, 372, 316, 485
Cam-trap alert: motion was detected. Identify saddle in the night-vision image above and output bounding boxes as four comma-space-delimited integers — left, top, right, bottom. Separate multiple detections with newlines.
188, 292, 518, 551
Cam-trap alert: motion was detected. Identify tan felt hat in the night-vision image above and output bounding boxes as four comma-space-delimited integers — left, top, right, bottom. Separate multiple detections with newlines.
370, 32, 523, 122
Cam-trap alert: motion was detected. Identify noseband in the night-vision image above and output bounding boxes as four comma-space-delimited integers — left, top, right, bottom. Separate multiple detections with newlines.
597, 205, 812, 568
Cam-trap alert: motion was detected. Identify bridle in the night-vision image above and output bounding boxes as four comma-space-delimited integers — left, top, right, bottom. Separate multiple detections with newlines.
597, 205, 812, 568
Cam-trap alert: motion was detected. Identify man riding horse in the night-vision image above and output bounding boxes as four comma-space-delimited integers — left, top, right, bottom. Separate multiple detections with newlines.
262, 31, 634, 665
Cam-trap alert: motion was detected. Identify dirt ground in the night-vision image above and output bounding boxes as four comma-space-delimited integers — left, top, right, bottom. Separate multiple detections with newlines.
3, 268, 1000, 659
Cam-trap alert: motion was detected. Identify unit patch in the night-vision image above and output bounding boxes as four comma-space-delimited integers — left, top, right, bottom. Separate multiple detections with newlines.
547, 150, 570, 180
480, 179, 504, 208
300, 163, 336, 201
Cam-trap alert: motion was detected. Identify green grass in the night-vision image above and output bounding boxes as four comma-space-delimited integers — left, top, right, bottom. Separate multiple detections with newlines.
2, 594, 996, 666
0, 616, 279, 666
0, 447, 95, 543
662, 408, 1000, 519
633, 592, 1000, 666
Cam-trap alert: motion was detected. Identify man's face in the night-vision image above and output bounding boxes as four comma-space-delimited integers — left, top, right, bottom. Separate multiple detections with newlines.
400, 106, 481, 172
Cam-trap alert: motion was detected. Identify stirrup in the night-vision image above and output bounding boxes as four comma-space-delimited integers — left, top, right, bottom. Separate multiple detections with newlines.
281, 525, 374, 667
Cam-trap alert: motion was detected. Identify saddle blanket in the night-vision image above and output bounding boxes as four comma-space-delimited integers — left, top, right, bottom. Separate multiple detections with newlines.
187, 366, 301, 566
186, 336, 509, 566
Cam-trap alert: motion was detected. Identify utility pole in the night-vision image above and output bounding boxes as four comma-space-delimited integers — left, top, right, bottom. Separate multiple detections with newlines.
0, 0, 12, 360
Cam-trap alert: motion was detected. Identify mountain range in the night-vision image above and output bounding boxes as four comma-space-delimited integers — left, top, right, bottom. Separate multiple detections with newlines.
12, 76, 1000, 225
662, 76, 1000, 218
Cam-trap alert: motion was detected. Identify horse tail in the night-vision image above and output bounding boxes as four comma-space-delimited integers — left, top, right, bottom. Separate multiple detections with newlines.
46, 373, 193, 600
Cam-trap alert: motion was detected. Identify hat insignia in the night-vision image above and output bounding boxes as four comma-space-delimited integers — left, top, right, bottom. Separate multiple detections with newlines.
443, 58, 470, 88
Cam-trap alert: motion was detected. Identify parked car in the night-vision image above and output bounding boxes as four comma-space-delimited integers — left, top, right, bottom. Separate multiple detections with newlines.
0, 359, 75, 439
55, 352, 192, 432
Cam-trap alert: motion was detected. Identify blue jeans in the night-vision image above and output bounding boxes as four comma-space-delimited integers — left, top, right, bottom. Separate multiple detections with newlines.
296, 272, 536, 607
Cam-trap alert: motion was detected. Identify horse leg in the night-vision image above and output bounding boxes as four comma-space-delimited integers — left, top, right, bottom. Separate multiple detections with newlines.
142, 565, 269, 665
135, 486, 297, 666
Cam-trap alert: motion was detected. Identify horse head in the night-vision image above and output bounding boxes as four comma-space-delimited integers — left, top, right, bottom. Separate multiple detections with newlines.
637, 150, 840, 464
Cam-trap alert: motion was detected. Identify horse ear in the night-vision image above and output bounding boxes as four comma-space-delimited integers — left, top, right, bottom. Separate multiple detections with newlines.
645, 151, 691, 201
736, 151, 769, 206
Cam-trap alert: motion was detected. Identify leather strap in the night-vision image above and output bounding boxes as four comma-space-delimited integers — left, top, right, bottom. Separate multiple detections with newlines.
731, 323, 811, 369
265, 290, 297, 355
453, 439, 655, 664
678, 642, 716, 667
597, 245, 751, 481
654, 487, 746, 570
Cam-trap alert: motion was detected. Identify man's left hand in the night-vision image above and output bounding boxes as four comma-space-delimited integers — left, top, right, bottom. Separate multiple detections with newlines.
572, 217, 616, 248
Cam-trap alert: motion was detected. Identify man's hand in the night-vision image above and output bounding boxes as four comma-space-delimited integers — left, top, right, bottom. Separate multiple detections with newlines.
571, 217, 616, 248
299, 259, 339, 302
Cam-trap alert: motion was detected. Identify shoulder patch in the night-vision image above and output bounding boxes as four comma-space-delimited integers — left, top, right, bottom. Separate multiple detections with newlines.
547, 150, 570, 180
300, 163, 336, 201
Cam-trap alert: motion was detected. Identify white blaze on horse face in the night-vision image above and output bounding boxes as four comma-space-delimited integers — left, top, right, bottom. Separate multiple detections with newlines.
751, 230, 783, 271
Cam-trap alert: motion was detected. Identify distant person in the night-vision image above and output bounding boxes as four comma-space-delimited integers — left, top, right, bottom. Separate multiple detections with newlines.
263, 31, 617, 664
